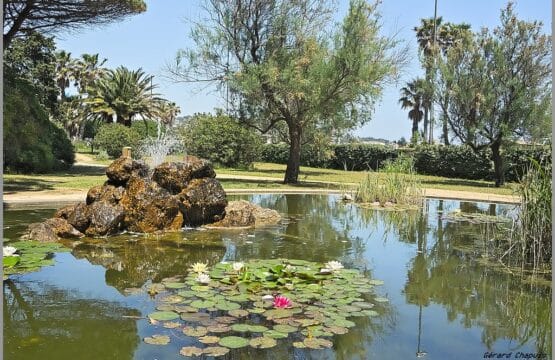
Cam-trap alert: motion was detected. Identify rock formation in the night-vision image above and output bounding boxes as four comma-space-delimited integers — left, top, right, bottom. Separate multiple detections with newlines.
22, 155, 280, 241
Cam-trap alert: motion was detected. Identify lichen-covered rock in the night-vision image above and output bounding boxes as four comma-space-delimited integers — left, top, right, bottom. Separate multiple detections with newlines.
210, 200, 281, 228
86, 183, 125, 205
178, 178, 227, 226
54, 202, 90, 232
152, 156, 216, 194
85, 201, 125, 236
105, 156, 149, 186
23, 218, 84, 242
120, 176, 183, 232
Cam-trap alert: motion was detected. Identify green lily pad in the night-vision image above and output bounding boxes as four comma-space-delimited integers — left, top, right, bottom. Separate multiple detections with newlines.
190, 300, 215, 309
191, 285, 211, 292
368, 279, 384, 285
352, 301, 374, 309
303, 337, 333, 349
374, 297, 389, 303
3, 256, 20, 267
198, 335, 220, 344
177, 290, 197, 298
183, 326, 208, 337
174, 305, 197, 313
332, 318, 356, 328
227, 294, 250, 302
202, 346, 230, 357
231, 323, 250, 332
156, 304, 174, 311
248, 307, 266, 314
159, 295, 184, 304
296, 318, 321, 327
362, 310, 379, 317
148, 311, 179, 321
248, 325, 269, 332
163, 282, 186, 289
263, 308, 293, 320
218, 336, 250, 349
179, 346, 203, 357
214, 301, 240, 311
180, 312, 210, 322
263, 330, 288, 339
143, 334, 170, 345
249, 336, 277, 349
293, 341, 306, 348
273, 324, 298, 333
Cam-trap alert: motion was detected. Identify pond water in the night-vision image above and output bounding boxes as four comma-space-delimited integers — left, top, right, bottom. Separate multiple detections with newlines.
3, 194, 551, 360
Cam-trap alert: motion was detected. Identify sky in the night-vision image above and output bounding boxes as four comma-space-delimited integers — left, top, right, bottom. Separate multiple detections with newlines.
55, 0, 552, 141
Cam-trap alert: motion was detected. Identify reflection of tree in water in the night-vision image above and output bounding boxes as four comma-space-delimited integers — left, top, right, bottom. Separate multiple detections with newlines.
3, 279, 140, 360
402, 201, 551, 355
69, 231, 226, 293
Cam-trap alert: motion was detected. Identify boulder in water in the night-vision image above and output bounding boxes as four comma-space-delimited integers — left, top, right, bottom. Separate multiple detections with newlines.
178, 178, 227, 226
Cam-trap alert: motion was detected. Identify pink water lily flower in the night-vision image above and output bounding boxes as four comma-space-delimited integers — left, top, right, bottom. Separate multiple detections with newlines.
273, 295, 292, 309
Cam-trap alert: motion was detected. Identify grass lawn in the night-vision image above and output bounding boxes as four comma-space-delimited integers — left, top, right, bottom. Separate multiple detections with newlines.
4, 155, 516, 196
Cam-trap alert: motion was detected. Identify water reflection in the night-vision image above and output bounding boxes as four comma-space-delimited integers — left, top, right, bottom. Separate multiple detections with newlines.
3, 195, 551, 359
3, 279, 140, 360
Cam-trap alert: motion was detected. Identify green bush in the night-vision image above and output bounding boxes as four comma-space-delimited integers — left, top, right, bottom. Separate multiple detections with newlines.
3, 75, 75, 173
131, 120, 163, 139
412, 145, 492, 180
178, 113, 262, 168
93, 123, 141, 158
332, 144, 398, 171
503, 145, 551, 182
261, 143, 289, 164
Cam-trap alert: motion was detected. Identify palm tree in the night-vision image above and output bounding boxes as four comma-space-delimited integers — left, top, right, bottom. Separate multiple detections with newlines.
54, 50, 77, 102
154, 100, 181, 127
86, 66, 161, 126
399, 79, 426, 144
75, 53, 107, 95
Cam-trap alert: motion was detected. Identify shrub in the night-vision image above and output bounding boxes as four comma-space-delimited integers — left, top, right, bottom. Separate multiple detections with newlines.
178, 113, 262, 168
3, 75, 74, 173
131, 119, 163, 139
412, 145, 492, 180
261, 143, 289, 164
332, 144, 398, 171
93, 123, 141, 158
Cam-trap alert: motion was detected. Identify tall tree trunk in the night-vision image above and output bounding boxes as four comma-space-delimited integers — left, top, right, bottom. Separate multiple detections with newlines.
422, 107, 429, 144
442, 116, 449, 145
411, 119, 419, 144
491, 139, 505, 187
284, 122, 302, 184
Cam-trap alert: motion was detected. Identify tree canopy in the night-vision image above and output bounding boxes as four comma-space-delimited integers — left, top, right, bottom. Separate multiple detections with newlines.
435, 3, 551, 186
169, 0, 406, 183
3, 0, 146, 49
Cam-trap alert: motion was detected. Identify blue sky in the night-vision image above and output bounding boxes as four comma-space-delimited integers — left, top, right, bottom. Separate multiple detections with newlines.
55, 0, 551, 141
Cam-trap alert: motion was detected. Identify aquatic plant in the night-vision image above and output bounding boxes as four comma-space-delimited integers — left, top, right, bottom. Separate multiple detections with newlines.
3, 241, 69, 279
3, 246, 18, 257
189, 262, 209, 274
144, 258, 388, 356
273, 295, 292, 309
196, 273, 211, 284
355, 155, 423, 208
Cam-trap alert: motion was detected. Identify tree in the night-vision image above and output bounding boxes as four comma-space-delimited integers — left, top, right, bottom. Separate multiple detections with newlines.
435, 3, 551, 186
85, 66, 162, 126
168, 0, 405, 184
154, 101, 181, 127
399, 79, 426, 144
415, 17, 471, 144
75, 53, 108, 94
54, 50, 76, 101
3, 0, 146, 49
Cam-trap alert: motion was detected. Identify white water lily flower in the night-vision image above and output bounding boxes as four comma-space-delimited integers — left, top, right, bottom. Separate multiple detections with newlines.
262, 294, 274, 301
3, 246, 18, 257
284, 264, 295, 272
324, 261, 344, 272
196, 273, 211, 284
232, 262, 244, 271
189, 262, 209, 274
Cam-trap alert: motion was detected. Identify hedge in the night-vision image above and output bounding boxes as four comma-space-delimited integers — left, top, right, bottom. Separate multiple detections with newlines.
260, 143, 551, 182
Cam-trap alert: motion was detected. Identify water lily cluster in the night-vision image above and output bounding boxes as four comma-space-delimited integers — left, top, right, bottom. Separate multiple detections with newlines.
145, 258, 388, 356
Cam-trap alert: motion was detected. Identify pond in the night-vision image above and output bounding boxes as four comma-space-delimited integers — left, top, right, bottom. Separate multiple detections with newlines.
3, 194, 551, 360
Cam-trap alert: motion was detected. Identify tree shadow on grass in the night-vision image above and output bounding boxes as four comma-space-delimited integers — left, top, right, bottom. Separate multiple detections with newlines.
219, 178, 342, 189
3, 178, 58, 193
420, 178, 505, 189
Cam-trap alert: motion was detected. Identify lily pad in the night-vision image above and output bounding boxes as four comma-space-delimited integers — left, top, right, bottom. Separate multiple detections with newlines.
263, 330, 288, 339
198, 335, 220, 344
332, 318, 356, 328
293, 341, 306, 348
162, 321, 181, 329
202, 346, 230, 357
273, 324, 298, 333
163, 282, 186, 289
326, 325, 349, 335
368, 279, 384, 286
179, 346, 203, 357
190, 300, 215, 309
207, 324, 232, 333
249, 336, 277, 349
352, 301, 374, 309
362, 310, 379, 317
183, 326, 208, 337
218, 336, 250, 349
263, 308, 293, 320
374, 297, 389, 303
180, 312, 210, 322
191, 285, 211, 292
248, 325, 269, 333
214, 301, 241, 311
159, 295, 184, 304
214, 316, 237, 324
143, 334, 170, 345
228, 309, 249, 318
148, 311, 179, 321
231, 323, 250, 332
303, 337, 333, 349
